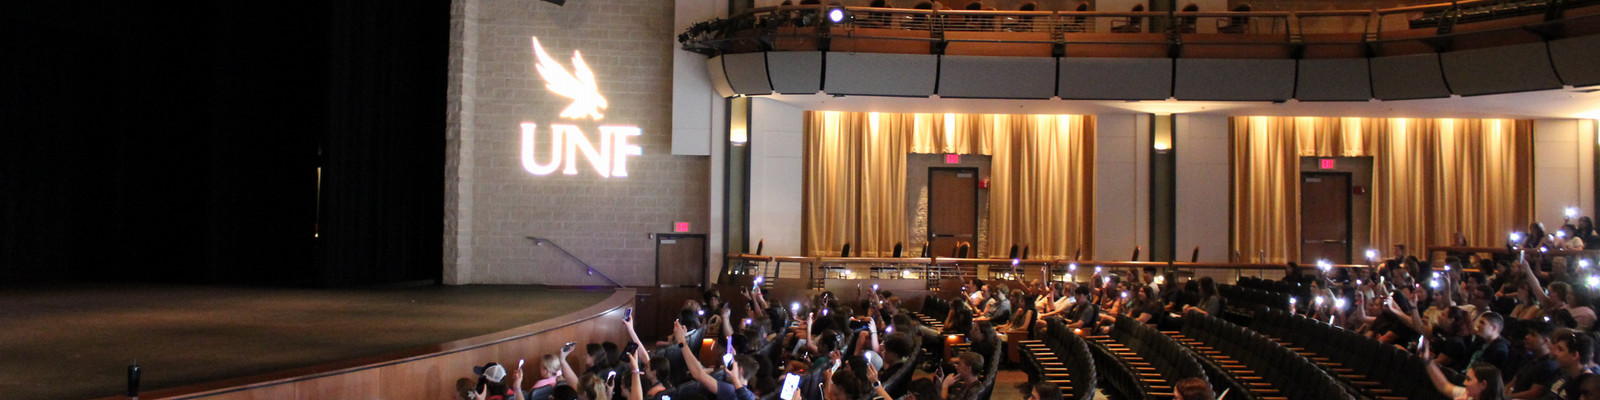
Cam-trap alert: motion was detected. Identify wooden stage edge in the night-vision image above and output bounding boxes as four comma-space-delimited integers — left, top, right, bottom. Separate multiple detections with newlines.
97, 289, 637, 400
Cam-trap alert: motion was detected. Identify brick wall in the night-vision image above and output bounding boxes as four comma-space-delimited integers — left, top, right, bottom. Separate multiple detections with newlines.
447, 0, 710, 286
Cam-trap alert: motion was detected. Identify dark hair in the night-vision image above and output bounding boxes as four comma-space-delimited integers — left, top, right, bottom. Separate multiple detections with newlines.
1074, 285, 1092, 296
830, 363, 867, 399
1527, 320, 1556, 338
1175, 377, 1212, 400
1556, 329, 1595, 365
648, 356, 671, 388
551, 384, 580, 400
1198, 277, 1217, 298
907, 378, 940, 400
1470, 362, 1507, 400
883, 332, 913, 360
955, 351, 985, 375
734, 354, 760, 383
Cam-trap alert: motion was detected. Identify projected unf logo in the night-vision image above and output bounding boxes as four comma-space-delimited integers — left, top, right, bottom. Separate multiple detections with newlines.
521, 37, 642, 178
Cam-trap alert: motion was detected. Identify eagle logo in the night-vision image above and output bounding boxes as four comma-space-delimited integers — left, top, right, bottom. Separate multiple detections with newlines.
532, 37, 608, 120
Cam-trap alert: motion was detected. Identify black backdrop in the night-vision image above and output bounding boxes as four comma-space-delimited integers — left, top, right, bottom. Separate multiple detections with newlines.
0, 2, 446, 286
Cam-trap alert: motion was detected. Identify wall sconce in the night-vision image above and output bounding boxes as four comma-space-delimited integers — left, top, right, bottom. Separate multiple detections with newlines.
730, 128, 748, 145
1153, 114, 1174, 152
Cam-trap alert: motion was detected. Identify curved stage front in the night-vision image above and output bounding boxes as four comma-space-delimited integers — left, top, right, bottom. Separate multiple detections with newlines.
0, 284, 635, 400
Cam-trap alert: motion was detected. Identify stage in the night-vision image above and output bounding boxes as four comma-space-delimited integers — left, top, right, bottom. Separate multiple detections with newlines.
0, 283, 613, 400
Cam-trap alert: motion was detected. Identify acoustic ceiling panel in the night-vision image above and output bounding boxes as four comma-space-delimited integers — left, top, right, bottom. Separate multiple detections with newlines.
823, 52, 938, 97
1550, 35, 1600, 87
705, 56, 736, 98
765, 51, 824, 94
1295, 58, 1371, 101
1058, 58, 1172, 100
1370, 54, 1451, 100
718, 53, 770, 96
937, 55, 1056, 99
1173, 59, 1296, 101
1441, 42, 1562, 96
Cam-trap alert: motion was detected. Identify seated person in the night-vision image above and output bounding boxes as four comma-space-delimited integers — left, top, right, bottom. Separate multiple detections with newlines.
939, 351, 985, 400
665, 320, 759, 400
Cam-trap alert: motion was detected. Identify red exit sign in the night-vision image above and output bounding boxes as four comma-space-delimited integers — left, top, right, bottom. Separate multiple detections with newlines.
1319, 158, 1336, 169
945, 154, 960, 164
674, 222, 690, 232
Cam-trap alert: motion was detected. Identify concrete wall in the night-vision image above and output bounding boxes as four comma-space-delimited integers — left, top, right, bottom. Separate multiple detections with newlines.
445, 0, 709, 286
1175, 114, 1231, 263
1094, 114, 1150, 261
1534, 119, 1597, 228
748, 99, 806, 257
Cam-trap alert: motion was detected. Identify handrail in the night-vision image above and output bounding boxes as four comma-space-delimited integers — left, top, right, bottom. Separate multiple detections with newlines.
727, 253, 1376, 272
527, 236, 624, 287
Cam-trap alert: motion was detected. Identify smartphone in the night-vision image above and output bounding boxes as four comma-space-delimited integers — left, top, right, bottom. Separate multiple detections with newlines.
779, 373, 802, 400
518, 359, 525, 369
1121, 291, 1128, 299
607, 371, 617, 386
623, 342, 639, 355
723, 353, 736, 369
625, 308, 632, 321
872, 284, 879, 291
563, 342, 577, 353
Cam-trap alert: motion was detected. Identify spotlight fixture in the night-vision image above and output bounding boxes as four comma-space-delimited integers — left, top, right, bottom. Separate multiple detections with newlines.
827, 8, 851, 24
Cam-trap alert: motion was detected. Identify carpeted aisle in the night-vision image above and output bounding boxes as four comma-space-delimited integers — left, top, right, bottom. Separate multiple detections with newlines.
0, 283, 610, 400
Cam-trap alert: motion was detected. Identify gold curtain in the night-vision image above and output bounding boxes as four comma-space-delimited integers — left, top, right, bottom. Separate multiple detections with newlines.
1232, 116, 1533, 262
803, 111, 908, 257
805, 111, 1094, 259
985, 115, 1096, 258
1231, 116, 1303, 263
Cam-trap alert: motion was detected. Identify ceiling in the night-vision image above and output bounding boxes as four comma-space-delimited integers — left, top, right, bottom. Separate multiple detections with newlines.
759, 84, 1600, 120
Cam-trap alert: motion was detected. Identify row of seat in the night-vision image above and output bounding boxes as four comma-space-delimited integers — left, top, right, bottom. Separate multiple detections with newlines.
1217, 284, 1290, 317
1172, 310, 1352, 400
1251, 306, 1455, 400
1081, 315, 1207, 399
1018, 319, 1097, 400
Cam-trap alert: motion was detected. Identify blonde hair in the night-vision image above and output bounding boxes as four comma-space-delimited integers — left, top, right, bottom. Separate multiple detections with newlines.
542, 354, 561, 377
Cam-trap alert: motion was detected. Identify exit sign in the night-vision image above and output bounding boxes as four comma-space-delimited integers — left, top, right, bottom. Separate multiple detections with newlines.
945, 154, 960, 164
1319, 159, 1336, 169
674, 222, 690, 232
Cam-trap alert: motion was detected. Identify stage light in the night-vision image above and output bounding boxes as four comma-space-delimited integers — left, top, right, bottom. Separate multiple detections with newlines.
827, 8, 850, 23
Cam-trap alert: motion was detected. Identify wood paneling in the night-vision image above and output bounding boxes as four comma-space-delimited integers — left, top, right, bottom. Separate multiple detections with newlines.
102, 290, 637, 400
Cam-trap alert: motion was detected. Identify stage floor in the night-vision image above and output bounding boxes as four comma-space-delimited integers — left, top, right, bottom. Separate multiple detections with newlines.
0, 283, 610, 400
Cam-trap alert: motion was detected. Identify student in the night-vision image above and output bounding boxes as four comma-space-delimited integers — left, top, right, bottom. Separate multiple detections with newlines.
1425, 362, 1506, 400
938, 352, 984, 400
1543, 330, 1600, 400
1509, 321, 1558, 399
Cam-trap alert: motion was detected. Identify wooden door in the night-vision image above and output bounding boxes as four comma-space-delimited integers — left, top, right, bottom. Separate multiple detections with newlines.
928, 168, 979, 257
1301, 173, 1352, 264
645, 234, 706, 341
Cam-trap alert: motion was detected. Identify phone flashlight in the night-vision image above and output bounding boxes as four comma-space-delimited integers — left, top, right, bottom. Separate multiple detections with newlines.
1121, 292, 1128, 299
872, 284, 879, 291
1068, 263, 1078, 272
1588, 276, 1599, 287
1315, 296, 1324, 306
791, 302, 800, 314
518, 359, 525, 369
1365, 249, 1378, 261
1511, 232, 1524, 243
723, 353, 735, 369
1569, 207, 1580, 218
1012, 259, 1020, 266
1289, 297, 1297, 306
1094, 266, 1102, 273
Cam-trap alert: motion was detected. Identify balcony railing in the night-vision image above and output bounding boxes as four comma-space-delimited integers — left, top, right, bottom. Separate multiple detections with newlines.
679, 0, 1600, 58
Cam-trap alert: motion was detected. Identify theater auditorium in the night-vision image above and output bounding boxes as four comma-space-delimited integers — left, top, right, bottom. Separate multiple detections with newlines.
8, 0, 1600, 399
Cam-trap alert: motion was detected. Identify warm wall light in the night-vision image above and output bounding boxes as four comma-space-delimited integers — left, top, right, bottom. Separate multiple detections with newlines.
730, 128, 748, 144
1153, 113, 1174, 151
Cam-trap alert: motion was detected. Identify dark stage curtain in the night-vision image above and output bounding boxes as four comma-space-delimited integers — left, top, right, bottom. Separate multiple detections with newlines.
0, 1, 445, 286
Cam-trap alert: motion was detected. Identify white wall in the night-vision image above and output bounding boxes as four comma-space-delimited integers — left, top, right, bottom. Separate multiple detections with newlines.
1175, 114, 1231, 262
1534, 119, 1596, 227
674, 0, 721, 157
749, 99, 807, 256
1093, 114, 1150, 260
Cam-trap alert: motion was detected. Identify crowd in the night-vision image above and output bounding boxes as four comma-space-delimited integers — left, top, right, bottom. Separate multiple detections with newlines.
455, 219, 1600, 400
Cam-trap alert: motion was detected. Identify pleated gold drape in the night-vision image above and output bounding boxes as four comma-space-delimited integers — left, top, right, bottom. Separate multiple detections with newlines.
986, 115, 1095, 259
1231, 116, 1304, 263
1231, 116, 1533, 262
804, 111, 1094, 259
803, 111, 908, 257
